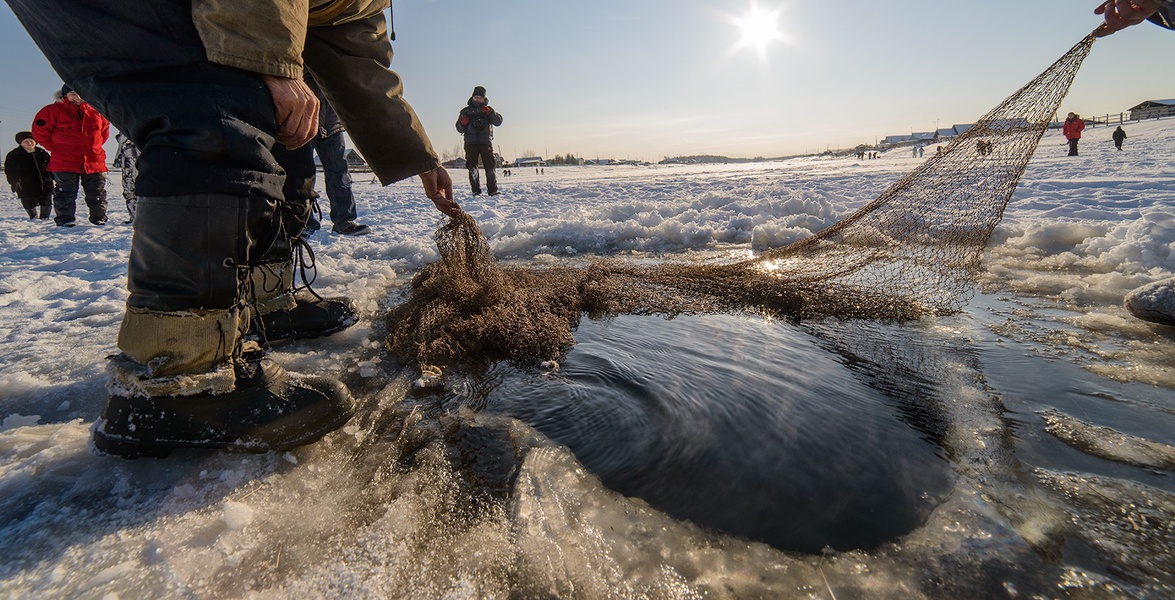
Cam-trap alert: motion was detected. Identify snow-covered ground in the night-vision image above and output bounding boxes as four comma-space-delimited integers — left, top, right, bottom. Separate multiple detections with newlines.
1, 118, 1172, 597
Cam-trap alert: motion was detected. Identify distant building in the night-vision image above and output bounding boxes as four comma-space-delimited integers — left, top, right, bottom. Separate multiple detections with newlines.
882, 134, 915, 146
1128, 99, 1175, 120
952, 124, 974, 136
936, 127, 958, 140
513, 156, 546, 167
344, 149, 366, 168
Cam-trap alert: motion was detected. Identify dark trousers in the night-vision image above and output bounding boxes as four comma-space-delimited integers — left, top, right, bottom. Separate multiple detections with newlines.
1067, 138, 1079, 156
8, 0, 304, 312
310, 131, 358, 229
19, 194, 52, 219
465, 144, 497, 195
51, 171, 107, 225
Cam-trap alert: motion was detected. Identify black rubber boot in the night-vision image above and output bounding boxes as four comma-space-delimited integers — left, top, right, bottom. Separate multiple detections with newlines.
93, 356, 353, 458
258, 293, 358, 342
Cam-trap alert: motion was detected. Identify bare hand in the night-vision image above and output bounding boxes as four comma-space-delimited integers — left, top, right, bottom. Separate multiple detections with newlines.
419, 167, 461, 217
1093, 0, 1160, 37
260, 75, 319, 149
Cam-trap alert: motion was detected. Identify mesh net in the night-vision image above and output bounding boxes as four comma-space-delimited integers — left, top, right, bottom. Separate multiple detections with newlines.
387, 36, 1096, 366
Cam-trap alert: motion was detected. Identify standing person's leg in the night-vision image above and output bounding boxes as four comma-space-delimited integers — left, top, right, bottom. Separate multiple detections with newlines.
315, 132, 362, 232
51, 172, 79, 226
37, 195, 51, 219
465, 145, 482, 195
122, 151, 138, 222
253, 143, 359, 341
81, 172, 108, 224
7, 0, 351, 457
19, 196, 37, 218
480, 145, 498, 195
1068, 138, 1079, 156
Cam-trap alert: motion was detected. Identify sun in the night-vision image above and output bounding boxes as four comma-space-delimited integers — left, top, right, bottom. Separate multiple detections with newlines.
731, 2, 784, 59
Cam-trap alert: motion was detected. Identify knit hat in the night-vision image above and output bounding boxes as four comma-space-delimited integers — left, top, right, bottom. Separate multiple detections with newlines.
472, 85, 487, 98
61, 84, 72, 96
15, 131, 33, 144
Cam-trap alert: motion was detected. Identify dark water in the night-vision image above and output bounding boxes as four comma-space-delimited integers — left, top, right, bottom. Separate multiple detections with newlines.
436, 313, 957, 553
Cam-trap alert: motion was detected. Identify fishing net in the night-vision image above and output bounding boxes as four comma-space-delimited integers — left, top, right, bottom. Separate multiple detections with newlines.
387, 36, 1096, 366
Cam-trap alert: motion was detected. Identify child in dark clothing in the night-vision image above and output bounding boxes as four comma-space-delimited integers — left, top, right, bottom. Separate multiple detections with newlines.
4, 131, 53, 219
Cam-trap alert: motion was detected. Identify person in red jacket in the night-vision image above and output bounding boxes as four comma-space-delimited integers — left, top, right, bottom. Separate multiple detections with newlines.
32, 85, 111, 226
1062, 112, 1085, 157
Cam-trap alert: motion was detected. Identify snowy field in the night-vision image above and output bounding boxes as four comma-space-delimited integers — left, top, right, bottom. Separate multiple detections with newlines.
1, 118, 1173, 598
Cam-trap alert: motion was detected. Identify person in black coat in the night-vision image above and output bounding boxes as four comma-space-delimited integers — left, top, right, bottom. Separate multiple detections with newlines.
455, 85, 504, 196
4, 131, 53, 219
1112, 126, 1127, 150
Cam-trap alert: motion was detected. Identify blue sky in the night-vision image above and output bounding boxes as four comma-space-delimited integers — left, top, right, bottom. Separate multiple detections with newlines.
1, 1, 1170, 162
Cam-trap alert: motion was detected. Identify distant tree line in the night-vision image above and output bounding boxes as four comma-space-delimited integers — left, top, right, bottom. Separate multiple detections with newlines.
548, 153, 582, 165
660, 155, 767, 164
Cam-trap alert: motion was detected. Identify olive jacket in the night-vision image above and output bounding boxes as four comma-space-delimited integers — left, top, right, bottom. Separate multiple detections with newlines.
192, 0, 439, 185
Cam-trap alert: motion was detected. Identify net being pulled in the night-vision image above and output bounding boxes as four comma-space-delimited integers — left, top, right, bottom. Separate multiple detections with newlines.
387, 36, 1095, 366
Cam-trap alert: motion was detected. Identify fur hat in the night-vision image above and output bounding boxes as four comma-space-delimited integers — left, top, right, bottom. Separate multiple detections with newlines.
472, 85, 487, 98
15, 131, 33, 144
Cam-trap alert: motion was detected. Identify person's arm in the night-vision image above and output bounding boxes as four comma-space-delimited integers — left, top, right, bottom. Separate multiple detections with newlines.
4, 152, 18, 190
31, 106, 54, 153
419, 167, 461, 217
1150, 1, 1175, 28
1093, 0, 1173, 36
457, 110, 470, 134
98, 111, 111, 145
484, 106, 503, 127
302, 11, 441, 185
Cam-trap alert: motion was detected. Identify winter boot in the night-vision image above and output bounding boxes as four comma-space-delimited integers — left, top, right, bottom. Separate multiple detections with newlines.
25, 207, 37, 219
249, 260, 358, 342
92, 193, 352, 458
38, 203, 51, 219
95, 351, 353, 458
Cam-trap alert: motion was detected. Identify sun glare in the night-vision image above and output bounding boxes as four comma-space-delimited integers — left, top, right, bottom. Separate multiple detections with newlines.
731, 2, 784, 59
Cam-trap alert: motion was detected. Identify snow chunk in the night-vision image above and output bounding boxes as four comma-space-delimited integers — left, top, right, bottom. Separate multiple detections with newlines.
222, 501, 255, 530
1, 413, 41, 432
1124, 276, 1175, 326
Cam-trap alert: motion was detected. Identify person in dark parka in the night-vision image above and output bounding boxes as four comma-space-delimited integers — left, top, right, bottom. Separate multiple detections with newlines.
456, 85, 504, 196
1112, 126, 1127, 150
4, 131, 53, 219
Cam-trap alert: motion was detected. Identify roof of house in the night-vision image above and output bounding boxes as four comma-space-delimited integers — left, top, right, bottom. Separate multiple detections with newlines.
1129, 99, 1175, 110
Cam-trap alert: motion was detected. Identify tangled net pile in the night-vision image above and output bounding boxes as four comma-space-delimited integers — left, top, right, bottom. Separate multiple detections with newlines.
388, 36, 1095, 366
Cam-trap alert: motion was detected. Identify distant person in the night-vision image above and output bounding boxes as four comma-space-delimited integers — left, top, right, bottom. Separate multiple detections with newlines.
115, 132, 139, 223
455, 85, 504, 196
1063, 112, 1085, 156
32, 85, 110, 226
304, 74, 369, 236
1093, 0, 1174, 36
918, 145, 925, 158
1112, 126, 1127, 150
4, 131, 53, 219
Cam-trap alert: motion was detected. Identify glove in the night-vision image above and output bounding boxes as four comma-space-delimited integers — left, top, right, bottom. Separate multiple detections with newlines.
481, 106, 492, 115
459, 116, 471, 126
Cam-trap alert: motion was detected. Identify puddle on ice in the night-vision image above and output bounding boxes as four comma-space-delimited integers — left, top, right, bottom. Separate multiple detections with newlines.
4, 296, 1173, 598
